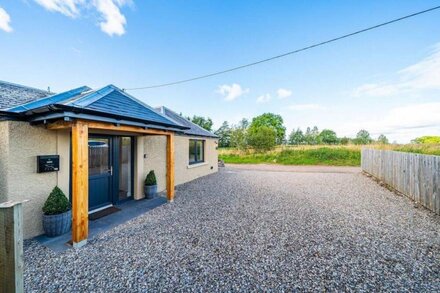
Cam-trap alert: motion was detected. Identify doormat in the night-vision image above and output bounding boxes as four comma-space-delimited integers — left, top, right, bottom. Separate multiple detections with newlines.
89, 206, 121, 221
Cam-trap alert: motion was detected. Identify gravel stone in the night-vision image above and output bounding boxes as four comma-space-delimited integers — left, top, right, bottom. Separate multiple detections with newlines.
24, 166, 440, 292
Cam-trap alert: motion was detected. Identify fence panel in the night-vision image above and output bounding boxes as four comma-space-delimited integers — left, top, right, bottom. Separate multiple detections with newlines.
361, 148, 440, 215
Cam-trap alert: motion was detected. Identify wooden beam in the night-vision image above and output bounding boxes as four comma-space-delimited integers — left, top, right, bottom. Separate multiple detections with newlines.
71, 120, 89, 247
47, 119, 173, 136
166, 133, 175, 202
46, 120, 73, 130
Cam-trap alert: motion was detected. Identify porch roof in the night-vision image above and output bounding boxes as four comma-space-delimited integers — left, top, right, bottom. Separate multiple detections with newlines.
1, 84, 188, 131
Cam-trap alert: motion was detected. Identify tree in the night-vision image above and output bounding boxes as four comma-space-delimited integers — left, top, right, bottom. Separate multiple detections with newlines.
288, 128, 305, 145
188, 115, 213, 131
377, 134, 389, 144
411, 136, 440, 144
304, 126, 320, 145
247, 126, 276, 151
340, 137, 351, 145
318, 129, 338, 144
214, 121, 232, 147
237, 118, 249, 130
230, 119, 249, 150
354, 129, 372, 145
249, 113, 286, 144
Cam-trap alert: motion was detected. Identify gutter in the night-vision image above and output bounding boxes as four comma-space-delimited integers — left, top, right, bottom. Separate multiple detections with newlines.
0, 109, 23, 121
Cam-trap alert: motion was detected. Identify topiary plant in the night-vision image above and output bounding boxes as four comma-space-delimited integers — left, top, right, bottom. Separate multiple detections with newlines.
42, 186, 71, 215
144, 170, 157, 186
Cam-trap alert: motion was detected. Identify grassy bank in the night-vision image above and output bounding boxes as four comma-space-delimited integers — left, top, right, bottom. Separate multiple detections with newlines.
219, 144, 440, 166
219, 146, 362, 166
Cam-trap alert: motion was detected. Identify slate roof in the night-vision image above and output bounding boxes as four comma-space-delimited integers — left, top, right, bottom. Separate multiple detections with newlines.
0, 80, 50, 109
1, 84, 188, 131
156, 106, 218, 138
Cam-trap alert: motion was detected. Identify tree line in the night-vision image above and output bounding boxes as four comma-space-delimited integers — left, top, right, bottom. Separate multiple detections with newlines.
186, 112, 390, 151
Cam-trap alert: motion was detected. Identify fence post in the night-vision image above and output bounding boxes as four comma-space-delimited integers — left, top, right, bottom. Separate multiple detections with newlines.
0, 201, 26, 293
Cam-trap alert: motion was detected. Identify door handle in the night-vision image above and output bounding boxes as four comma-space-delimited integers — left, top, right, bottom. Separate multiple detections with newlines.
108, 166, 113, 176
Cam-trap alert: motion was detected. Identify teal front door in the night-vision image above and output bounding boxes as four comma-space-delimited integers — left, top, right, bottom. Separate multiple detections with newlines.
88, 136, 113, 211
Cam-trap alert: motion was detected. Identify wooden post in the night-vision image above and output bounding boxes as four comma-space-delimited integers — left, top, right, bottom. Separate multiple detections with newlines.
0, 201, 25, 293
166, 133, 175, 202
71, 120, 89, 248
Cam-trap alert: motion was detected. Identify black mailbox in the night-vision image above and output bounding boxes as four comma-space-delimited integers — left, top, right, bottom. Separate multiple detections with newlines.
37, 155, 60, 173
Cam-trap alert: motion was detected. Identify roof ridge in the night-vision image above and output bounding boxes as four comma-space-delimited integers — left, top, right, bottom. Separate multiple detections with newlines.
158, 105, 218, 138
154, 106, 184, 127
4, 86, 91, 113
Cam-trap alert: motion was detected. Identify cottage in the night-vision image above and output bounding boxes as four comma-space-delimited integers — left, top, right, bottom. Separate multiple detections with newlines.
0, 81, 218, 247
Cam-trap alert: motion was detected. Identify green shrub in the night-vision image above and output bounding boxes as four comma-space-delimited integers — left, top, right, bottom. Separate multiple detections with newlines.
145, 170, 157, 186
247, 126, 277, 152
42, 186, 70, 215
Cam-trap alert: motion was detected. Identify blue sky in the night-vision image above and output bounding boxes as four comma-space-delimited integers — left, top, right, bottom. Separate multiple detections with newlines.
1, 1, 440, 142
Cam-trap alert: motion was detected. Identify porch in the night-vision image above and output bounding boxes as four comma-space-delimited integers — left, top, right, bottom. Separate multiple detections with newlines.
47, 119, 176, 248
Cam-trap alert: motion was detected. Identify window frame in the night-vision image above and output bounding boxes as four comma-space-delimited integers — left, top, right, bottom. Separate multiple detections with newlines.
189, 139, 205, 165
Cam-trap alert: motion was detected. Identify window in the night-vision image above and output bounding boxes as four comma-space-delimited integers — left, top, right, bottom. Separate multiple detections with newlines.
189, 139, 205, 164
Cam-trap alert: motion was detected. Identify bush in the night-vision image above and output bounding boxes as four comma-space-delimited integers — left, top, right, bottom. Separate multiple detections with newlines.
247, 126, 277, 152
145, 170, 157, 186
42, 186, 70, 215
411, 136, 440, 144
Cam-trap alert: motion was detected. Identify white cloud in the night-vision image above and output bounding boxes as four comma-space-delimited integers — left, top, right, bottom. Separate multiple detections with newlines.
256, 94, 271, 104
288, 103, 322, 111
33, 0, 130, 36
339, 102, 440, 143
0, 7, 13, 32
352, 83, 400, 97
276, 88, 292, 99
34, 0, 84, 18
371, 102, 440, 137
353, 43, 440, 97
94, 0, 128, 36
216, 83, 249, 101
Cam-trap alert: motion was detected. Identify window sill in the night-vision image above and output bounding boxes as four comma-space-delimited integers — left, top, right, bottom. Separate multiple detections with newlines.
187, 162, 208, 169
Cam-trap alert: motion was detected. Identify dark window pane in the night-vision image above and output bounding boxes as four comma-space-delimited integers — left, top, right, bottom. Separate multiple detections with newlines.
189, 140, 196, 163
119, 137, 132, 200
88, 138, 109, 176
196, 141, 204, 162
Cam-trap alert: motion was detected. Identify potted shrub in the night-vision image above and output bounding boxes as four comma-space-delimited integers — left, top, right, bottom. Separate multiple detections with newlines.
42, 186, 71, 237
144, 170, 158, 199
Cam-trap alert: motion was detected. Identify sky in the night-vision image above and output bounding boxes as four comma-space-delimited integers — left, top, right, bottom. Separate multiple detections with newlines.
0, 1, 440, 143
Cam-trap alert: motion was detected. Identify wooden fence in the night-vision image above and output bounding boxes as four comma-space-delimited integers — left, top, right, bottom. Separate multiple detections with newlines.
1, 201, 25, 293
361, 148, 440, 215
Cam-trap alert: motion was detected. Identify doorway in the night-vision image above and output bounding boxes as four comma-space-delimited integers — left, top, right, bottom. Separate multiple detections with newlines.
88, 135, 134, 212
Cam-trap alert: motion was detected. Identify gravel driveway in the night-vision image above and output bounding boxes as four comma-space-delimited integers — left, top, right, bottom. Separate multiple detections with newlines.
24, 166, 440, 292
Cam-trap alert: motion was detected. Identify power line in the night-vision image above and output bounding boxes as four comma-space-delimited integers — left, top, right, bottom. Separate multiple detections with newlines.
124, 5, 440, 91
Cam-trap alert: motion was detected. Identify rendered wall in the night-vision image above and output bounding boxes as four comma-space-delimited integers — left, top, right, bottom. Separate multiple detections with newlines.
2, 121, 70, 238
141, 135, 218, 194
174, 136, 218, 186
0, 121, 9, 203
